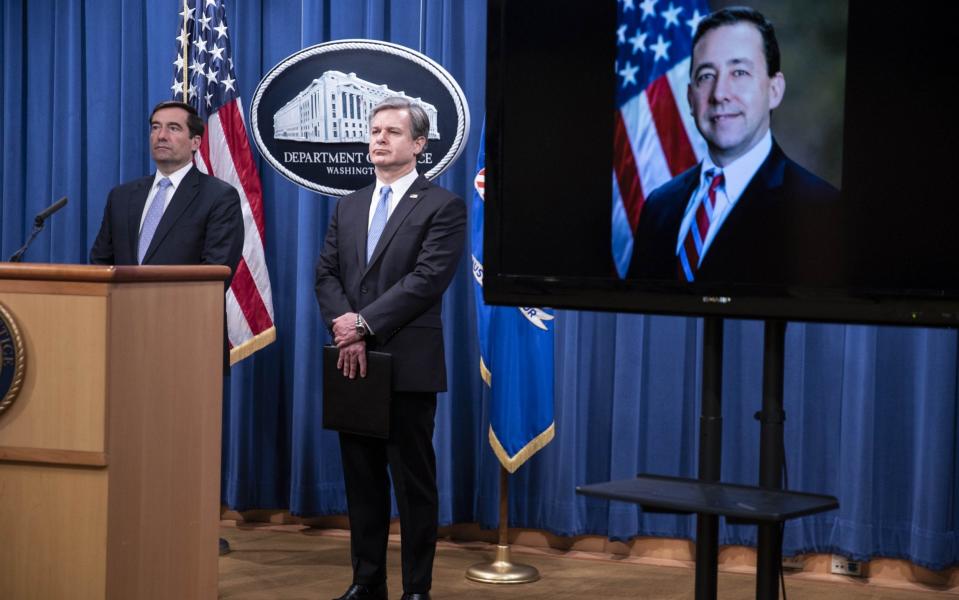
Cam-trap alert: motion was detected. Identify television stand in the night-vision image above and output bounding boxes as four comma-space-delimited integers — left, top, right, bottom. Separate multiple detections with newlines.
577, 318, 839, 600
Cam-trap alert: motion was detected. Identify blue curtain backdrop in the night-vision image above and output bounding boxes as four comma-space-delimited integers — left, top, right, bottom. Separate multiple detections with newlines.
1, 0, 957, 571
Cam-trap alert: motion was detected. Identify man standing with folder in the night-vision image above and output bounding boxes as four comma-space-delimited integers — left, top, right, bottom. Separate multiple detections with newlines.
315, 97, 466, 600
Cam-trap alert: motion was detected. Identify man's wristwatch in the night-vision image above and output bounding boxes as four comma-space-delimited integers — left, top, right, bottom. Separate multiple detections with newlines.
354, 313, 369, 338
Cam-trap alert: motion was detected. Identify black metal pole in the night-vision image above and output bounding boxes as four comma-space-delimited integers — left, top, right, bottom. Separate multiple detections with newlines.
695, 316, 723, 600
9, 223, 43, 263
756, 320, 787, 600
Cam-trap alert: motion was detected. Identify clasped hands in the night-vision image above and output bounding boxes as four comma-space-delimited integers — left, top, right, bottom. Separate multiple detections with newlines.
332, 312, 366, 378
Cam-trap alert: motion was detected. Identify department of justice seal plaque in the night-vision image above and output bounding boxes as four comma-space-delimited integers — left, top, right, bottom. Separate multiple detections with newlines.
0, 301, 26, 417
250, 39, 470, 197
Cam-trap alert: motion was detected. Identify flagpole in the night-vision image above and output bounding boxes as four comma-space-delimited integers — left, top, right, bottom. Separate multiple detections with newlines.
465, 465, 540, 584
181, 0, 190, 100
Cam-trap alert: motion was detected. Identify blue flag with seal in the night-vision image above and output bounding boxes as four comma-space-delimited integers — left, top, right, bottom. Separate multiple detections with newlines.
470, 123, 555, 473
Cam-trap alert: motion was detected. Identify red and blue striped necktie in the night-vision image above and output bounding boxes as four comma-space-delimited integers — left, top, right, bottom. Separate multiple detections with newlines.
678, 170, 724, 282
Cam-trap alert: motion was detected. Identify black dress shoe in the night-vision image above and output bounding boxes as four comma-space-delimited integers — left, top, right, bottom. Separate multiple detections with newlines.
400, 594, 430, 600
332, 583, 388, 600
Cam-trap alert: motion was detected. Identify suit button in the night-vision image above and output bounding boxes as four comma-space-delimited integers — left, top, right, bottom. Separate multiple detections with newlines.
360, 286, 368, 294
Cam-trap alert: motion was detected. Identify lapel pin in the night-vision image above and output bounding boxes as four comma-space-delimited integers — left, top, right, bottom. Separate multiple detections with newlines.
409, 194, 419, 199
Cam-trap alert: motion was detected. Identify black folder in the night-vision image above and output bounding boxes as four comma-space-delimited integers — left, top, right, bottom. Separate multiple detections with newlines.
322, 345, 392, 438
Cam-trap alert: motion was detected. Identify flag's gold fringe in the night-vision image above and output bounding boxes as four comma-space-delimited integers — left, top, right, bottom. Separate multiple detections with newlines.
229, 326, 277, 365
480, 356, 492, 387
489, 422, 555, 474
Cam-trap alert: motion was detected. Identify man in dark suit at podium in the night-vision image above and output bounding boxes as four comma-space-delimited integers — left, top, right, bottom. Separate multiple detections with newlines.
627, 7, 839, 285
315, 97, 466, 600
90, 101, 243, 278
89, 100, 243, 556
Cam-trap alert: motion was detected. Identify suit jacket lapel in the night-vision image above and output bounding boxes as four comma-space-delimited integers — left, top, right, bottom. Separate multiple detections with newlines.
126, 176, 153, 262
355, 184, 374, 269
703, 143, 787, 262
142, 166, 200, 264
672, 167, 702, 235
364, 175, 429, 276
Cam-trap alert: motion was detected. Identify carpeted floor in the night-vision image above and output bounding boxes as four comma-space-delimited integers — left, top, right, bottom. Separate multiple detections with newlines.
218, 525, 949, 599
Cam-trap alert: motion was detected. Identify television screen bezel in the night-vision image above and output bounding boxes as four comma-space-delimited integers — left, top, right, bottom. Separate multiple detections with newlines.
482, 0, 959, 328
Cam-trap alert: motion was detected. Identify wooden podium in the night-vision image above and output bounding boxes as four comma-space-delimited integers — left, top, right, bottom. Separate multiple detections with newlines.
0, 264, 229, 600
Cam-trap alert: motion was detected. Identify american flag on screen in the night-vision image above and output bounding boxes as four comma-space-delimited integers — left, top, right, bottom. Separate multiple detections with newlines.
612, 0, 711, 277
172, 0, 276, 364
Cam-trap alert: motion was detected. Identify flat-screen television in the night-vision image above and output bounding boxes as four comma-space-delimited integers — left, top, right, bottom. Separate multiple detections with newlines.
484, 0, 959, 326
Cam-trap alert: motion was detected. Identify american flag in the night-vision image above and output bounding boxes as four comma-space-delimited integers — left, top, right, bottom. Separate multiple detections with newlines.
612, 0, 711, 277
172, 0, 276, 363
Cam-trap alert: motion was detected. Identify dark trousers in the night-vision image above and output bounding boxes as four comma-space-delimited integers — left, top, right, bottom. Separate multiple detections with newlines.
339, 391, 438, 594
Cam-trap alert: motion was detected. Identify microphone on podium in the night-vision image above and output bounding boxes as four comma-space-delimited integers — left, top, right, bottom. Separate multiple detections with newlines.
9, 196, 69, 263
34, 196, 69, 226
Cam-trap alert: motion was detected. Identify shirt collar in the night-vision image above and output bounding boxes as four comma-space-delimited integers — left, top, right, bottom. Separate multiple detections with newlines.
153, 162, 194, 191
373, 167, 420, 205
700, 130, 772, 205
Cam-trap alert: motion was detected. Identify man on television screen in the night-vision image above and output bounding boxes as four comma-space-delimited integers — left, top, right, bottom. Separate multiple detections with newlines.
627, 6, 839, 285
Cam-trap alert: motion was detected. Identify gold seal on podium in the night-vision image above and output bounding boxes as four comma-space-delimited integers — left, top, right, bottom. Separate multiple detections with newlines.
0, 301, 26, 417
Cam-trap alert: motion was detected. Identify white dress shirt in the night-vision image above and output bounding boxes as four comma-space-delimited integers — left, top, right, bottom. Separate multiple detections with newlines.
367, 167, 420, 229
139, 162, 194, 233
